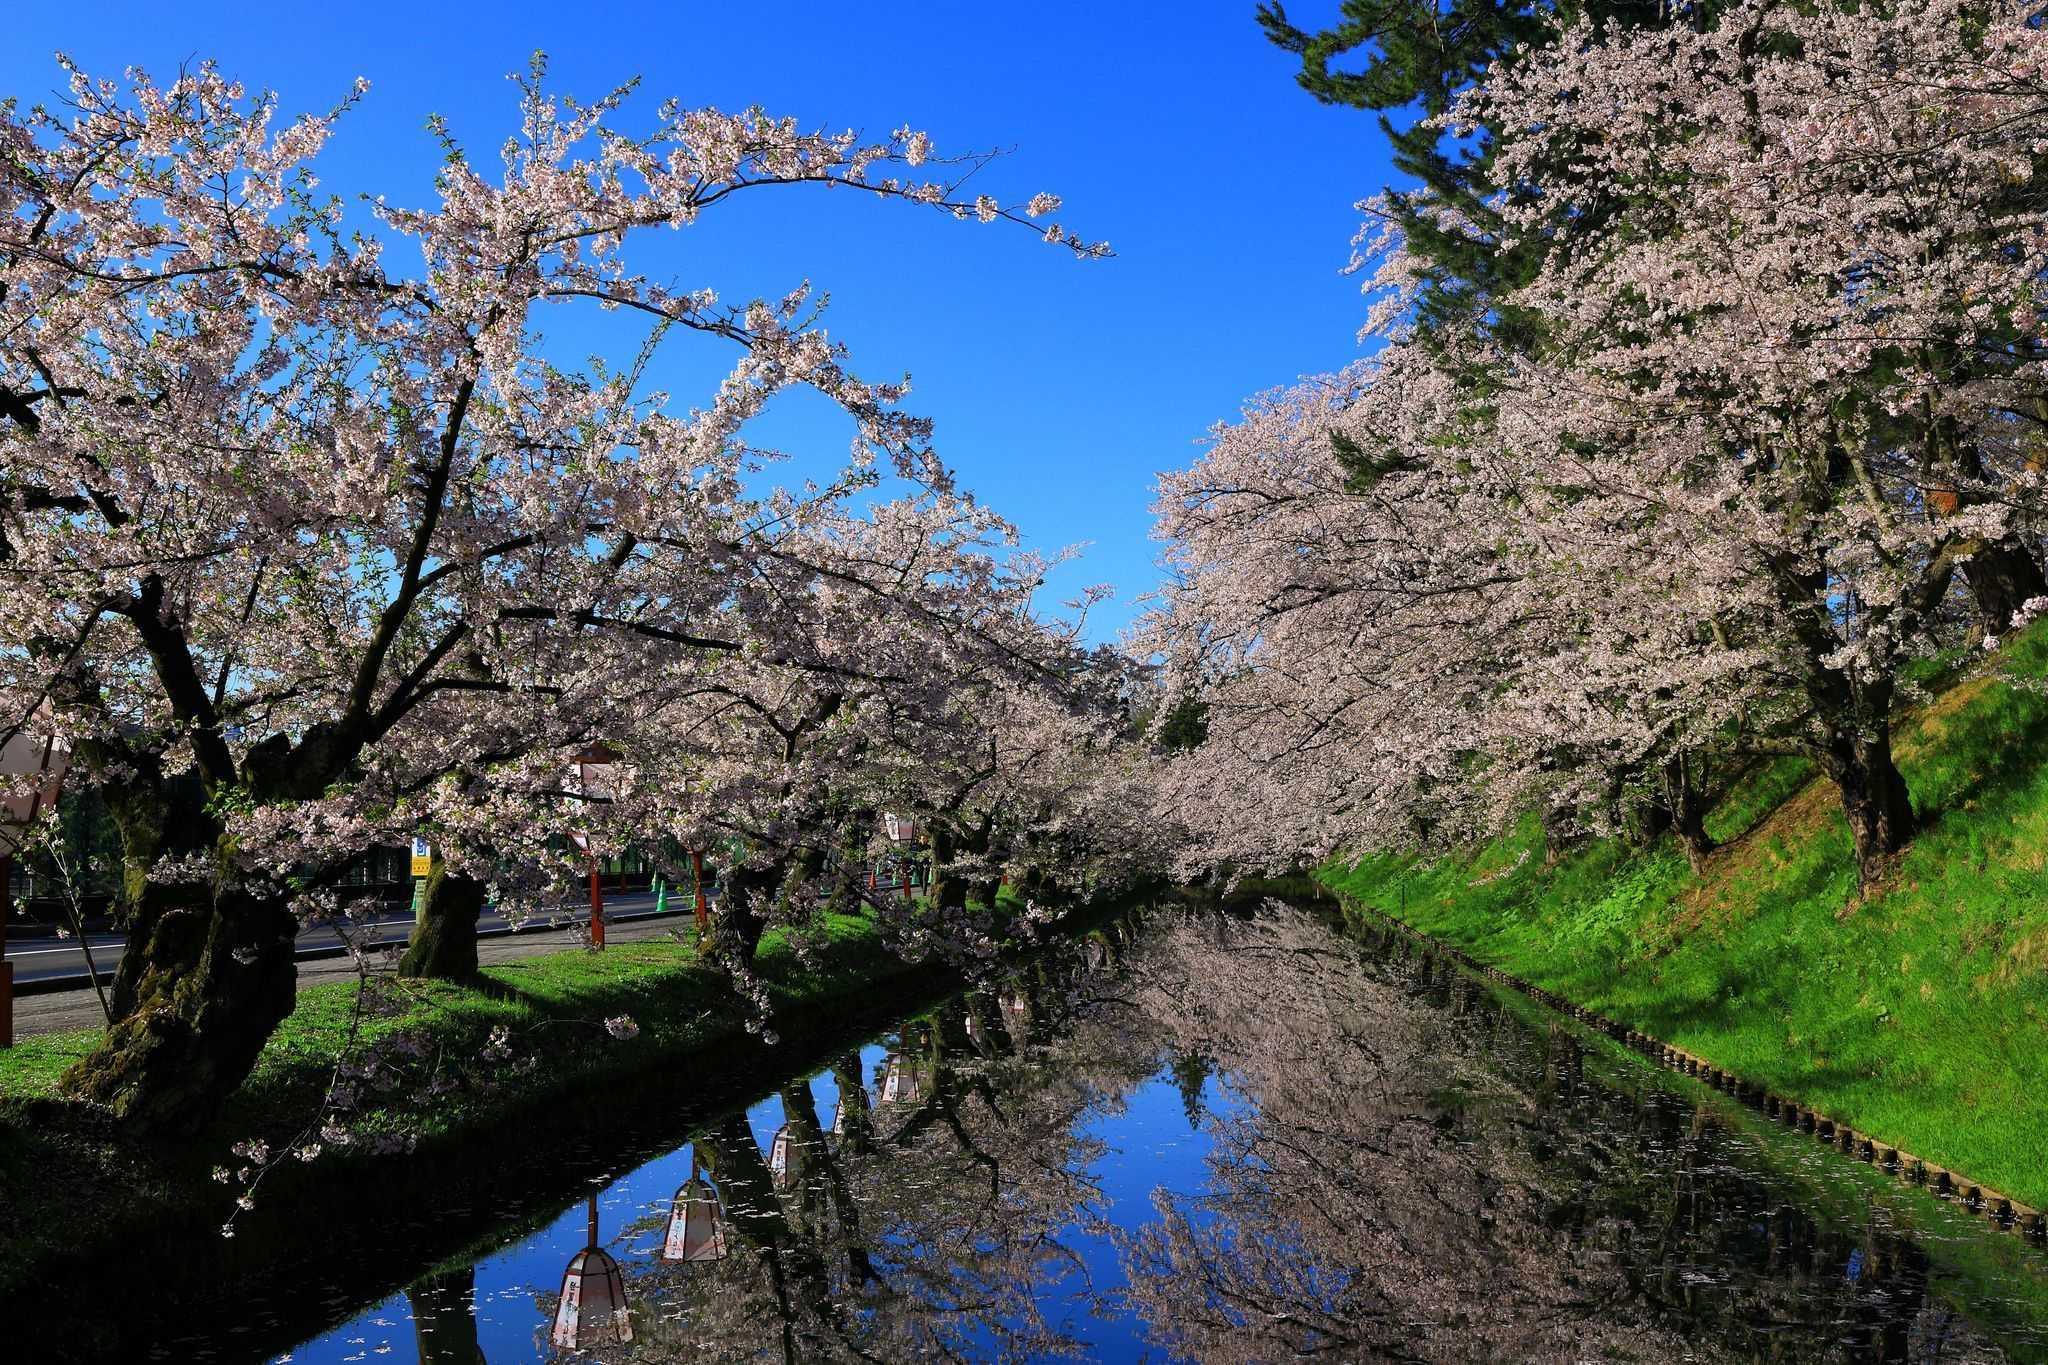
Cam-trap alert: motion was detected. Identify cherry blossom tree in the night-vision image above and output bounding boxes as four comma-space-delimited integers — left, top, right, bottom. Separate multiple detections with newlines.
1456, 0, 2048, 878
1154, 0, 2048, 888
0, 55, 1100, 1132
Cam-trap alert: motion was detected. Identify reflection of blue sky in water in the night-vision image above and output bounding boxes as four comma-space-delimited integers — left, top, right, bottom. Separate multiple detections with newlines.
971, 1069, 1235, 1363
264, 909, 2048, 1364
276, 1038, 1231, 1363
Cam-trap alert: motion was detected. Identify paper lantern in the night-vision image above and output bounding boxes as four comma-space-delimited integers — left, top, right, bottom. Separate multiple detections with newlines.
0, 731, 67, 857
662, 1159, 727, 1263
881, 1051, 926, 1105
552, 1195, 632, 1348
769, 1123, 797, 1188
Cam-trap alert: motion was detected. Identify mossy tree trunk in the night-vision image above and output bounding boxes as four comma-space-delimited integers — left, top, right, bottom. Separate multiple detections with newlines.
59, 764, 299, 1135
826, 811, 874, 914
928, 825, 964, 912
1822, 729, 1916, 889
398, 863, 487, 980
707, 856, 780, 967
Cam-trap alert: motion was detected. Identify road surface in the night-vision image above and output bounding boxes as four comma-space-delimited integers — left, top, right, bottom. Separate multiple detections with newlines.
3, 888, 692, 985
10, 906, 703, 1038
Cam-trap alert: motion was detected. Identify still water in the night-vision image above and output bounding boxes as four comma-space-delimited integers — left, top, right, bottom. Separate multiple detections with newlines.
206, 902, 2048, 1362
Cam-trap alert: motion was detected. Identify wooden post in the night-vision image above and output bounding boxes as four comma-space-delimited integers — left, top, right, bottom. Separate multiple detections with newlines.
588, 855, 606, 949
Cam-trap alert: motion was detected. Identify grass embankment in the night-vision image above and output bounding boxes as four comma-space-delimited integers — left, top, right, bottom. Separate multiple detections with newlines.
0, 911, 956, 1322
1323, 622, 2048, 1210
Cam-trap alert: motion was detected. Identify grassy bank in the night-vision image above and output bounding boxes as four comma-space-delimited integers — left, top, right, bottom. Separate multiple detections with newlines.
1322, 622, 2048, 1210
0, 907, 1054, 1360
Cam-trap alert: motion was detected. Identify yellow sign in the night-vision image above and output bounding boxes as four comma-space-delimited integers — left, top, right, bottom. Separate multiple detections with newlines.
410, 836, 433, 878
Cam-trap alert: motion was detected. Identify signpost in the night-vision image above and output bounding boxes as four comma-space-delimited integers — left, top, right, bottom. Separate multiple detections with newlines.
408, 836, 435, 921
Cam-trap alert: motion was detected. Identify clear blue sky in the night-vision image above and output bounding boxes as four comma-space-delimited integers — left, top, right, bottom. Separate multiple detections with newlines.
3, 1, 1394, 644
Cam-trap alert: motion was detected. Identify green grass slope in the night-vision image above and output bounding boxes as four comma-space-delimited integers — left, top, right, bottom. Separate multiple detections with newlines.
1322, 622, 2048, 1209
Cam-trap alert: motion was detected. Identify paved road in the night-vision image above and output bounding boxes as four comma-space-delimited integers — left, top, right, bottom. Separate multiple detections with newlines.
4, 889, 693, 984
12, 909, 703, 1038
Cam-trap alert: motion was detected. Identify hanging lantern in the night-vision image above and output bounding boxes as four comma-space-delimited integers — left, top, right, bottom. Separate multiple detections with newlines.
964, 1010, 983, 1045
662, 1156, 727, 1263
0, 730, 67, 857
769, 1123, 797, 1188
568, 743, 627, 804
552, 1194, 632, 1349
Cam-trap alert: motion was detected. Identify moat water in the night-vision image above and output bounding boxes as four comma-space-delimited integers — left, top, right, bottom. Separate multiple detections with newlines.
141, 900, 2048, 1362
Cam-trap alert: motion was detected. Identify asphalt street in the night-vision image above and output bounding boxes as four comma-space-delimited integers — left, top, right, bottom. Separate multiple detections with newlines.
9, 901, 704, 1038
4, 889, 685, 985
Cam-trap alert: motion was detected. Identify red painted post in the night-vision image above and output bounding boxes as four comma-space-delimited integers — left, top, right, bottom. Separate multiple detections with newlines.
588, 855, 606, 949
690, 850, 709, 933
0, 854, 12, 1049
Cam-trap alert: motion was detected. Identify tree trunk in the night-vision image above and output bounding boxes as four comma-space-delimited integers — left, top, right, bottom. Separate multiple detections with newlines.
697, 1113, 843, 1354
829, 1052, 874, 1154
1959, 538, 2047, 638
928, 826, 966, 912
1936, 420, 2047, 636
707, 858, 778, 966
59, 772, 299, 1135
1662, 755, 1716, 873
1622, 791, 1671, 848
1821, 733, 1916, 889
398, 864, 486, 980
1539, 802, 1580, 866
776, 845, 826, 921
61, 877, 298, 1134
408, 1265, 487, 1365
827, 813, 873, 915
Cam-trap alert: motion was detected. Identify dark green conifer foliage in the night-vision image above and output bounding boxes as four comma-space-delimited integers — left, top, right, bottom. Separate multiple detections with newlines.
1257, 0, 1684, 349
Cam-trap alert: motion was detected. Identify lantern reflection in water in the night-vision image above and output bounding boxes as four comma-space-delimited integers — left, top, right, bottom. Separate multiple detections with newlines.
662, 1152, 727, 1262
769, 1123, 797, 1189
552, 1193, 633, 1349
1000, 989, 1032, 1045
881, 1051, 927, 1105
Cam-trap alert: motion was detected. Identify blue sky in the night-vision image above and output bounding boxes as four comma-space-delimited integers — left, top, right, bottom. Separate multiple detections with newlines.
3, 1, 1394, 644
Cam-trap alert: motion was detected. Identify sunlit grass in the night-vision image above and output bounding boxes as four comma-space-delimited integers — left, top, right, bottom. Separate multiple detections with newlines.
1324, 619, 2048, 1208
0, 912, 916, 1293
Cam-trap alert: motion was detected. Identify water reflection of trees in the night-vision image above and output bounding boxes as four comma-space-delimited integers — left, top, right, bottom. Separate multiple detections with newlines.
1113, 906, 2012, 1364
601, 929, 1165, 1362
472, 903, 2021, 1362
